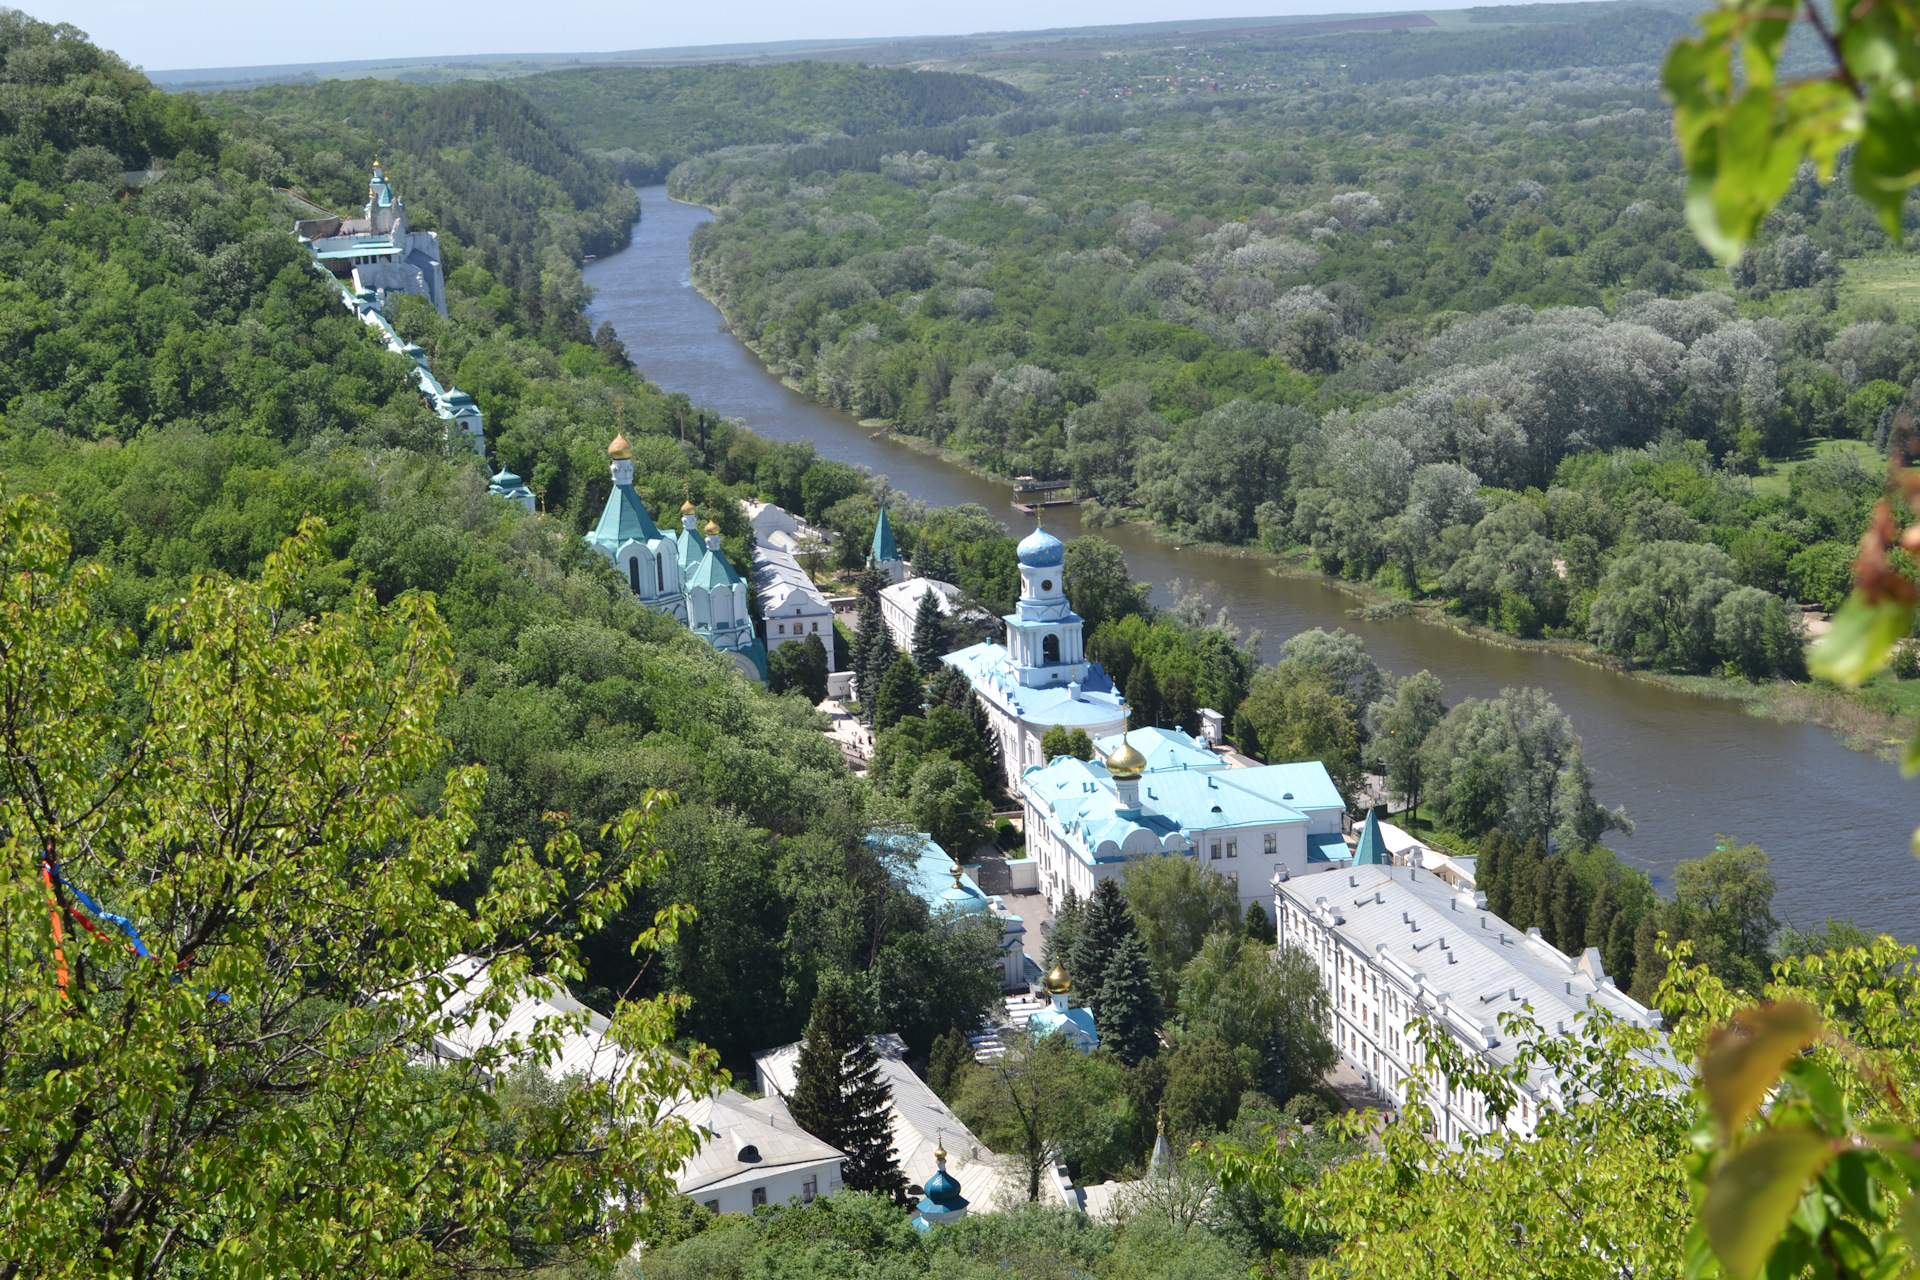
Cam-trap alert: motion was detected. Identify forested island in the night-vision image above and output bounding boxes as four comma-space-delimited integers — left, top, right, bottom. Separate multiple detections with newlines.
5, 5, 1920, 1279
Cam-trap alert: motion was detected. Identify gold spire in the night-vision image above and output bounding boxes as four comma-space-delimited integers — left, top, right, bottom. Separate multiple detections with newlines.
1044, 962, 1070, 995
934, 1132, 948, 1166
607, 433, 632, 460
681, 478, 697, 514
704, 519, 720, 536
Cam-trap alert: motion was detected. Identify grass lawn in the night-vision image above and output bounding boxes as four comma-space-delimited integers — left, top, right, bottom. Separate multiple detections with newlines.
1840, 252, 1920, 313
1751, 437, 1881, 498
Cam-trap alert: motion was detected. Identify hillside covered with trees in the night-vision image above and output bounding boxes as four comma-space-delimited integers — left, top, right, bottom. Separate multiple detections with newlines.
598, 6, 1913, 690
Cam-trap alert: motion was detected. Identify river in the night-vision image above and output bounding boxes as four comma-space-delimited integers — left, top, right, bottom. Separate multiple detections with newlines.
587, 186, 1918, 940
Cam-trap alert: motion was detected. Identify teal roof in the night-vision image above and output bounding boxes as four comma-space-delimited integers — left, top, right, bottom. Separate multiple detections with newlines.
1353, 810, 1388, 866
687, 544, 743, 592
1307, 832, 1349, 864
871, 505, 899, 563
584, 483, 663, 555
1088, 727, 1219, 774
918, 1161, 967, 1215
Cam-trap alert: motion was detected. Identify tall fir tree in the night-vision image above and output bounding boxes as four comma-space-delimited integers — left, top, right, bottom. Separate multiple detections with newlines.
961, 687, 1004, 793
1095, 932, 1161, 1066
1244, 900, 1277, 946
926, 663, 971, 710
788, 977, 909, 1203
911, 589, 948, 675
1044, 887, 1084, 974
872, 654, 924, 731
853, 597, 895, 717
1126, 659, 1162, 729
1069, 878, 1138, 1016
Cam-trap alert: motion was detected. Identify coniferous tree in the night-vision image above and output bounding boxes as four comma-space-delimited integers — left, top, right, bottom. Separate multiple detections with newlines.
911, 589, 948, 675
1126, 659, 1163, 729
789, 977, 909, 1203
872, 654, 924, 732
1069, 878, 1138, 1016
927, 662, 971, 710
1245, 900, 1278, 946
1550, 860, 1587, 954
1480, 831, 1512, 919
853, 595, 896, 716
926, 1026, 973, 1102
1044, 888, 1084, 973
1095, 932, 1161, 1066
963, 687, 1005, 791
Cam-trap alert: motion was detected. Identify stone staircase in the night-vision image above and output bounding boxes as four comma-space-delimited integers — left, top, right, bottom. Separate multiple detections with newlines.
971, 990, 1050, 1063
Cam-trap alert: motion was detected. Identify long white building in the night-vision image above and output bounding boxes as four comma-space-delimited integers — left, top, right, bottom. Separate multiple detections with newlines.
1274, 860, 1669, 1145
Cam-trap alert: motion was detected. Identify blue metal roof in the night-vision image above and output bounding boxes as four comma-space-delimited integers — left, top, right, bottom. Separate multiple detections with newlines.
1088, 726, 1218, 774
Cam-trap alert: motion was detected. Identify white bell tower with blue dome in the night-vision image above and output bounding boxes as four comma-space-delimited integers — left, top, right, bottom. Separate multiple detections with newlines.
1006, 521, 1087, 688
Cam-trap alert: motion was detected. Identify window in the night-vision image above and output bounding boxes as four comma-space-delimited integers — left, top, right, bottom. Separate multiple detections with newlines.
705, 1200, 719, 1213
777, 624, 786, 635
1041, 579, 1053, 592
1264, 833, 1277, 856
628, 559, 640, 593
811, 622, 819, 632
1043, 634, 1060, 664
1209, 841, 1221, 860
802, 1176, 818, 1203
1226, 840, 1237, 858
1228, 871, 1238, 888
656, 554, 665, 592
751, 1187, 767, 1208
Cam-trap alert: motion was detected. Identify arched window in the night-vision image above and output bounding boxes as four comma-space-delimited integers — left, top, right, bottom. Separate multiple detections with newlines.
655, 553, 665, 593
627, 557, 640, 594
1043, 633, 1060, 664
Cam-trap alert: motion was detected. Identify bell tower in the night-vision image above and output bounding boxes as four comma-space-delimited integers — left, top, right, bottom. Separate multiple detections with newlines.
1005, 520, 1086, 688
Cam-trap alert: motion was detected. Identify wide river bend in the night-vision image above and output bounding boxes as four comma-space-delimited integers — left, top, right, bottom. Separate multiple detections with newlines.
587, 186, 1918, 941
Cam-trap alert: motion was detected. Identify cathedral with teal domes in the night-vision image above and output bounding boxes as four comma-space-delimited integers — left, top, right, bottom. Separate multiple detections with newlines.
583, 433, 767, 682
942, 519, 1127, 776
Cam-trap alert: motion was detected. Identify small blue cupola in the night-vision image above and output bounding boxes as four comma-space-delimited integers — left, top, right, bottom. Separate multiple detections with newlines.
912, 1137, 969, 1230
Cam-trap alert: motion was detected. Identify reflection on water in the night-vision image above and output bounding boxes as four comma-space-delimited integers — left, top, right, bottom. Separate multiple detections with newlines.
587, 186, 1920, 940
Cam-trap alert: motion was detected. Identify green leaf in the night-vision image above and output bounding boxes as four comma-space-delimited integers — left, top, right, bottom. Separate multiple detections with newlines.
1705, 1126, 1836, 1280
1701, 1002, 1823, 1142
1809, 593, 1914, 689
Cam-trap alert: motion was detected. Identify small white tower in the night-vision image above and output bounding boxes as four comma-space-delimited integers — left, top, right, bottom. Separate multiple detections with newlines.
1004, 520, 1087, 688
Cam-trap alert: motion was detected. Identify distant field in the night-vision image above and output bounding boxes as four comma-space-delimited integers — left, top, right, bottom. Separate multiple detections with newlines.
1841, 254, 1920, 312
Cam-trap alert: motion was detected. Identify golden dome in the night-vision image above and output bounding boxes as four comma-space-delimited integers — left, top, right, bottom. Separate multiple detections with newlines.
1105, 734, 1146, 780
1043, 963, 1070, 995
681, 498, 698, 514
704, 519, 720, 536
607, 433, 633, 460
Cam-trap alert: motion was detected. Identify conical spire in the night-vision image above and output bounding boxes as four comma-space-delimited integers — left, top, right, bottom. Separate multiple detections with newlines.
1353, 808, 1388, 866
870, 504, 898, 564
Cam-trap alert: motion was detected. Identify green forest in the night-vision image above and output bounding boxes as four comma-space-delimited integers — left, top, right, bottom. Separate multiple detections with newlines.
6, 4, 1920, 1279
620, 4, 1919, 694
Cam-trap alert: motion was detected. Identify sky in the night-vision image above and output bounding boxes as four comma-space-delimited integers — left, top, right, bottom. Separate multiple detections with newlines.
32, 0, 1533, 72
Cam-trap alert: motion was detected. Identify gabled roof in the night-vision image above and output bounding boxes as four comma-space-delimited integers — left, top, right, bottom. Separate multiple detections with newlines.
585, 483, 664, 555
1277, 864, 1674, 1080
677, 1088, 844, 1196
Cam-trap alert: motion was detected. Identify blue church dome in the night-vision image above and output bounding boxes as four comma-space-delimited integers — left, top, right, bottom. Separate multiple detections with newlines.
1017, 524, 1065, 568
920, 1162, 966, 1212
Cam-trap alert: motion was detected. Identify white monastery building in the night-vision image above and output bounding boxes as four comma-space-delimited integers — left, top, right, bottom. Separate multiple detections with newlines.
745, 503, 835, 658
1019, 725, 1347, 922
1275, 839, 1670, 1146
944, 521, 1127, 777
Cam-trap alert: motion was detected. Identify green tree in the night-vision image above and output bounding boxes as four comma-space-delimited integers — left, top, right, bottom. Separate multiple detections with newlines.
872, 653, 924, 732
1368, 669, 1447, 816
768, 632, 830, 701
1126, 658, 1163, 729
907, 758, 993, 859
0, 507, 719, 1275
1235, 662, 1361, 799
1160, 1035, 1245, 1139
788, 975, 909, 1204
1042, 725, 1095, 762
910, 587, 948, 674
1177, 933, 1335, 1101
1094, 932, 1162, 1067
952, 1029, 1129, 1200
1589, 541, 1741, 672
1120, 854, 1241, 1003
1063, 534, 1151, 630
1068, 878, 1140, 1017
925, 1026, 974, 1102
1244, 901, 1277, 945
1044, 888, 1083, 974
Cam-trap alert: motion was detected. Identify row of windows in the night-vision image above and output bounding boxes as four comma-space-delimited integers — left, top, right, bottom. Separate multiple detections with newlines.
775, 621, 822, 635
703, 1176, 818, 1216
